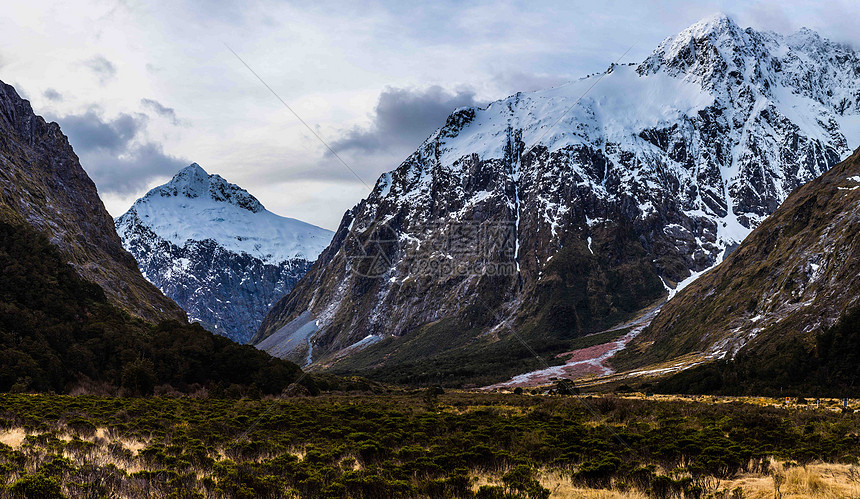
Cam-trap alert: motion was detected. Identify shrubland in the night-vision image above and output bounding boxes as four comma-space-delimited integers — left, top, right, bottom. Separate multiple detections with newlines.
1, 392, 860, 498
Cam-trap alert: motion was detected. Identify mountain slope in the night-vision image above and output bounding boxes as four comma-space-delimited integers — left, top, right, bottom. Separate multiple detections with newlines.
116, 164, 333, 343
0, 80, 184, 323
0, 205, 310, 395
626, 147, 860, 389
256, 15, 860, 384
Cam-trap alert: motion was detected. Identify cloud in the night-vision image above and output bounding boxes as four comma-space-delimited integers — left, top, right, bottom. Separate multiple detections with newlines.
56, 109, 143, 153
491, 71, 573, 94
48, 107, 187, 195
281, 85, 491, 188
331, 85, 487, 155
82, 142, 187, 196
42, 88, 63, 102
141, 98, 181, 125
83, 56, 117, 84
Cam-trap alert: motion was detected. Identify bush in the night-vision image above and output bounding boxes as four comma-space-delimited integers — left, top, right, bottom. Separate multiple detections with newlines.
10, 473, 65, 498
573, 453, 621, 489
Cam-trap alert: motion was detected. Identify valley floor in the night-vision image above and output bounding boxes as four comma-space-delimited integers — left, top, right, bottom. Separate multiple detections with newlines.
1, 392, 860, 498
485, 305, 665, 389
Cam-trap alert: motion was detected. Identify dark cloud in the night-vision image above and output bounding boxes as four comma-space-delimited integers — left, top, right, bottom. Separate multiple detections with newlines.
56, 109, 143, 153
83, 56, 117, 84
48, 108, 187, 195
43, 88, 63, 102
331, 85, 487, 155
293, 86, 489, 187
81, 142, 188, 195
141, 98, 181, 125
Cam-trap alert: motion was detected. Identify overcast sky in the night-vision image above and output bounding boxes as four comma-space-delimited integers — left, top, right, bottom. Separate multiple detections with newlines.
1, 0, 858, 230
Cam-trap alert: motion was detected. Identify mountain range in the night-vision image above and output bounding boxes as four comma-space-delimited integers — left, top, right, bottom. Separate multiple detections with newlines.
0, 13, 857, 396
0, 78, 309, 395
254, 14, 860, 386
116, 164, 332, 344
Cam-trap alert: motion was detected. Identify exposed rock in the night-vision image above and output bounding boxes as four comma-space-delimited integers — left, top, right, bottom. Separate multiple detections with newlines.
0, 79, 185, 323
635, 146, 860, 364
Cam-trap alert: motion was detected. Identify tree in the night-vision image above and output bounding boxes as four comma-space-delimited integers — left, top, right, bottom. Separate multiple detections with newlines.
121, 358, 156, 396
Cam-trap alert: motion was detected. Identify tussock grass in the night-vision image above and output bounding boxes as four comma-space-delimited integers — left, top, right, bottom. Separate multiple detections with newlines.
525, 461, 860, 499
0, 428, 26, 449
3, 392, 860, 497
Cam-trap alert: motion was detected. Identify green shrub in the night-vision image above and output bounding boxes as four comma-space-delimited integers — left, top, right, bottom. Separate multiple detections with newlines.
10, 473, 65, 498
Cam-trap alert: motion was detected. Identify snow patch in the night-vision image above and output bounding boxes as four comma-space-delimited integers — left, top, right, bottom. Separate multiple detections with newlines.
118, 164, 333, 264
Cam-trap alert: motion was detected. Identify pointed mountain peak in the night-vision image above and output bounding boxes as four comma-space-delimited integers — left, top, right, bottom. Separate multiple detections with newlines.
145, 163, 264, 213
166, 163, 210, 195
177, 162, 208, 177
667, 12, 747, 49
685, 12, 739, 35
638, 13, 754, 79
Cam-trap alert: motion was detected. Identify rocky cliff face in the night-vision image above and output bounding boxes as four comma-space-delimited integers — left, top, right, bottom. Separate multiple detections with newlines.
116, 165, 332, 343
0, 79, 185, 323
633, 146, 860, 365
255, 15, 860, 380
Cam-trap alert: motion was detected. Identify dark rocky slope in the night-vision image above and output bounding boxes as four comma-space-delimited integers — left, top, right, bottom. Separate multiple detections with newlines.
0, 206, 308, 395
0, 80, 185, 323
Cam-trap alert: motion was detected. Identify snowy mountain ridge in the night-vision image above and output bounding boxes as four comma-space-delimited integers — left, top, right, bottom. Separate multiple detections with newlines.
117, 164, 333, 343
379, 13, 858, 267
125, 163, 331, 264
254, 15, 859, 382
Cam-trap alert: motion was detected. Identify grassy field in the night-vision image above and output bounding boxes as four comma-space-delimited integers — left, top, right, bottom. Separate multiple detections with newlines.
2, 391, 860, 498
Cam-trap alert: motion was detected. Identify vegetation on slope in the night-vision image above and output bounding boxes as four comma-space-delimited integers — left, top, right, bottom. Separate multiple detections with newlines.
326, 317, 632, 388
0, 210, 311, 396
0, 80, 186, 323
629, 148, 860, 370
655, 303, 860, 397
324, 231, 663, 388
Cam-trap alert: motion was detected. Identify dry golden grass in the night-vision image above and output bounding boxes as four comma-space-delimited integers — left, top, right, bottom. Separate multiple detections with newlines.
538, 471, 650, 498
717, 461, 860, 499
0, 428, 27, 448
6, 422, 860, 499
472, 460, 860, 499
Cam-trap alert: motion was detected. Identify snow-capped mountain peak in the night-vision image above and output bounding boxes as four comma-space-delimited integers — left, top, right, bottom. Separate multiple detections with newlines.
124, 163, 330, 264
256, 16, 860, 377
673, 12, 742, 43
148, 163, 265, 214
117, 164, 334, 343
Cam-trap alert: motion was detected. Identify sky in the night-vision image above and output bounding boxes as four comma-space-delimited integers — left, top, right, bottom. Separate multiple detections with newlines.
1, 0, 858, 230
